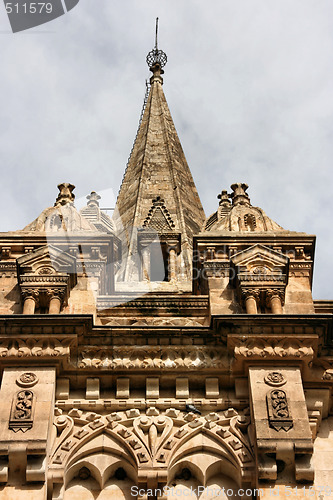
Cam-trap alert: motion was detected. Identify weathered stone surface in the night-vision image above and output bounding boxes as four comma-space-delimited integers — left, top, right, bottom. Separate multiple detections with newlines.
0, 41, 331, 500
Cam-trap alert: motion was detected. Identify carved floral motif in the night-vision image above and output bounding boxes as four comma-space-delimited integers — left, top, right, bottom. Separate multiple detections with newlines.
266, 389, 293, 432
9, 390, 35, 432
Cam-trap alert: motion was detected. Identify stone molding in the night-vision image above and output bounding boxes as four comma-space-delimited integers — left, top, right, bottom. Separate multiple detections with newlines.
78, 346, 229, 370
97, 296, 209, 311
0, 338, 75, 360
201, 261, 230, 278
228, 335, 316, 372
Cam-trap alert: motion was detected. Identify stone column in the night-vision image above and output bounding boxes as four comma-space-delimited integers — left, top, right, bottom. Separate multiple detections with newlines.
168, 247, 177, 281
22, 290, 39, 314
243, 289, 259, 314
47, 290, 64, 314
141, 245, 150, 281
266, 289, 284, 314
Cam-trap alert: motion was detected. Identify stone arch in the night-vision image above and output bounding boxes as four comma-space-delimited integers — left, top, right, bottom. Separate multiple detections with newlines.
65, 432, 138, 482
166, 462, 243, 499
168, 431, 245, 490
64, 452, 136, 499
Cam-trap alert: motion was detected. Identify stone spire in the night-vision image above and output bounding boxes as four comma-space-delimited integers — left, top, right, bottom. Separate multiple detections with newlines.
114, 31, 205, 282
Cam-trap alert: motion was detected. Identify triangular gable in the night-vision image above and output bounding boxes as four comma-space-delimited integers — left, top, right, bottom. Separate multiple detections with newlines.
143, 197, 175, 232
17, 244, 76, 275
231, 244, 289, 270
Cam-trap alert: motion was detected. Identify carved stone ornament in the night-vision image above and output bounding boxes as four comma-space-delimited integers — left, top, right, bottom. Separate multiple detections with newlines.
78, 346, 229, 370
16, 372, 39, 388
9, 390, 35, 432
49, 407, 255, 483
264, 371, 286, 387
266, 389, 293, 432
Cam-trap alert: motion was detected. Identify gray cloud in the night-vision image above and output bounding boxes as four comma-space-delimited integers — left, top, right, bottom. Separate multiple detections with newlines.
0, 0, 332, 298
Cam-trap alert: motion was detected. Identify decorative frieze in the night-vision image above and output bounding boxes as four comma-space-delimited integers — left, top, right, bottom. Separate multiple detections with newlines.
0, 338, 73, 360
78, 346, 229, 370
97, 296, 209, 311
230, 336, 315, 371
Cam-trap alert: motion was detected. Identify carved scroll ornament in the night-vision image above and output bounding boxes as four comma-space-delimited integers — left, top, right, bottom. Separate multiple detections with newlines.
266, 389, 293, 432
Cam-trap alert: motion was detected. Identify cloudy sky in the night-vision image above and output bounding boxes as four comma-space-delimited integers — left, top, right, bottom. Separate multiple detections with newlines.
0, 0, 332, 299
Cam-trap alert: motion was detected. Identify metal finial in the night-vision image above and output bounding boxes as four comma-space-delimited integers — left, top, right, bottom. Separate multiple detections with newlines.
155, 17, 158, 50
146, 17, 167, 70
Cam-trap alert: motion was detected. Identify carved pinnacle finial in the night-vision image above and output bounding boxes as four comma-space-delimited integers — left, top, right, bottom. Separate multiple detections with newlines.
146, 17, 167, 78
217, 190, 231, 206
230, 183, 251, 206
54, 183, 75, 207
86, 191, 101, 208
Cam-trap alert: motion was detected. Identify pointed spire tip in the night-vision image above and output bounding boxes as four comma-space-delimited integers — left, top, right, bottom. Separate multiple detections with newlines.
146, 18, 167, 73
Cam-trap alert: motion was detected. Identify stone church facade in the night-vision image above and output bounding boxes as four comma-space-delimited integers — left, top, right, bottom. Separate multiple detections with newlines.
0, 43, 332, 500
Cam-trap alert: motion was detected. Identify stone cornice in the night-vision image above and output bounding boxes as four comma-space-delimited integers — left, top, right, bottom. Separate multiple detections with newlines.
0, 263, 17, 272
20, 275, 69, 284
97, 295, 209, 315
212, 314, 333, 347
228, 334, 317, 374
0, 315, 92, 337
0, 336, 76, 362
194, 232, 316, 245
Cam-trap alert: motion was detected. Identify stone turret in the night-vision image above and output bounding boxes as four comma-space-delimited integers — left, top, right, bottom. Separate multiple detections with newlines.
23, 183, 97, 233
204, 183, 283, 232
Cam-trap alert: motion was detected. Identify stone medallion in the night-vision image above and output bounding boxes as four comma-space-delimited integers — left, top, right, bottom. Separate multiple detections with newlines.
16, 372, 39, 388
264, 371, 286, 387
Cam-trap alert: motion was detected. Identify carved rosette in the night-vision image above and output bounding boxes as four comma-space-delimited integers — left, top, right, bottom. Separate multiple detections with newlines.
16, 372, 39, 388
264, 371, 286, 387
9, 389, 35, 432
266, 389, 293, 432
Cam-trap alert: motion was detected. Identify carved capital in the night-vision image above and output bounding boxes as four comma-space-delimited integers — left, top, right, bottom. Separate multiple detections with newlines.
265, 288, 285, 306
21, 288, 40, 303
45, 288, 66, 301
241, 288, 260, 302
